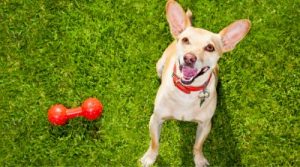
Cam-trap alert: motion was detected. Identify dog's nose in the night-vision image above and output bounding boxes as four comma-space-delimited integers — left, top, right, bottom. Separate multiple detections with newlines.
184, 53, 197, 66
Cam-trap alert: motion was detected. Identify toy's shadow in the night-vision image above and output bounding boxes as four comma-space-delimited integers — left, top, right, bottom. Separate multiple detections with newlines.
48, 118, 102, 140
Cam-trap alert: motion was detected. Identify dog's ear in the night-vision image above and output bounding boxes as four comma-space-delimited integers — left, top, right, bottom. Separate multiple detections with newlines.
219, 19, 251, 52
166, 0, 191, 38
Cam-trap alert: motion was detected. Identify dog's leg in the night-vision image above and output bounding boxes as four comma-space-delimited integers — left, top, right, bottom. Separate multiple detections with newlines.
141, 113, 163, 167
193, 121, 211, 167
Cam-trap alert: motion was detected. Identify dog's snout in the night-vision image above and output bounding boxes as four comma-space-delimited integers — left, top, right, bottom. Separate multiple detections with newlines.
184, 53, 197, 66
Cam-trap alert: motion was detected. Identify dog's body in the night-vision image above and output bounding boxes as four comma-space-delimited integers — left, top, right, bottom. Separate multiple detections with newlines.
141, 1, 251, 166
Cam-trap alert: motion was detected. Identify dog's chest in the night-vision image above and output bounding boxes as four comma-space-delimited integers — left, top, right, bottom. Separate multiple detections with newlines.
161, 92, 204, 122
172, 105, 199, 122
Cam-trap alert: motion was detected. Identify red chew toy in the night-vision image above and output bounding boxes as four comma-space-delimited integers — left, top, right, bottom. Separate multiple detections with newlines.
48, 98, 103, 126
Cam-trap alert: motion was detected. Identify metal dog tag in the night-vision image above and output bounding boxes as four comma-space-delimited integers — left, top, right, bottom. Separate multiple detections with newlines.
199, 90, 210, 107
199, 90, 210, 99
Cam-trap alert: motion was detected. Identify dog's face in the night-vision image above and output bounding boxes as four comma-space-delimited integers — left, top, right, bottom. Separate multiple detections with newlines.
176, 28, 222, 84
166, 0, 251, 84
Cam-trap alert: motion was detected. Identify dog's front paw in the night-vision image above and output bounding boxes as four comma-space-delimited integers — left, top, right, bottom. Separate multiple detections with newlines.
140, 150, 158, 167
194, 154, 209, 167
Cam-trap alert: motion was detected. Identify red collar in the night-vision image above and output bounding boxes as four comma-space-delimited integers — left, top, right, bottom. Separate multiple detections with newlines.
172, 65, 212, 94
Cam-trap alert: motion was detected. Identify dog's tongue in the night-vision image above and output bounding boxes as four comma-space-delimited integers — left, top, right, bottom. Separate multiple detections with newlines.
182, 66, 197, 79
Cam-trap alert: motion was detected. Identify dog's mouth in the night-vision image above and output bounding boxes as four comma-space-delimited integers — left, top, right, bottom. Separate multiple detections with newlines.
179, 65, 210, 85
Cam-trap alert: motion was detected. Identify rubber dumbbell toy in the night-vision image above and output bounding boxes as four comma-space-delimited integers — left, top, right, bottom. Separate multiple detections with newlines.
48, 98, 103, 126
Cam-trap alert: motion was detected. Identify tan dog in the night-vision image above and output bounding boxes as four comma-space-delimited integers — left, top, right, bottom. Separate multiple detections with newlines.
141, 0, 251, 166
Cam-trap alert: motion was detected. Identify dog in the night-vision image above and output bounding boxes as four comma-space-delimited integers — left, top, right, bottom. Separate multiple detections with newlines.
140, 0, 251, 166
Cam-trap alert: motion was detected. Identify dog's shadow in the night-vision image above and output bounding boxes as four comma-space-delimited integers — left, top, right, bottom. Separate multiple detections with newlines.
156, 81, 242, 166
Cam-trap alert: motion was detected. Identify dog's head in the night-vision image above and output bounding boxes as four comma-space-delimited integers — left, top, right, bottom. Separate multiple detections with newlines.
166, 0, 251, 85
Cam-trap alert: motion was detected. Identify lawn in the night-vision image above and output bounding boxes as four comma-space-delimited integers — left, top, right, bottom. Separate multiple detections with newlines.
0, 0, 299, 166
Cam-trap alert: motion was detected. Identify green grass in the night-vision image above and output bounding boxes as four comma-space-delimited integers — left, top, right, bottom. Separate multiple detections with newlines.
0, 0, 299, 166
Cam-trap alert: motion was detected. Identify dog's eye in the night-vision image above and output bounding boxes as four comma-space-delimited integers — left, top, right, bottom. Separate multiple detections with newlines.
204, 44, 215, 52
182, 37, 190, 44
